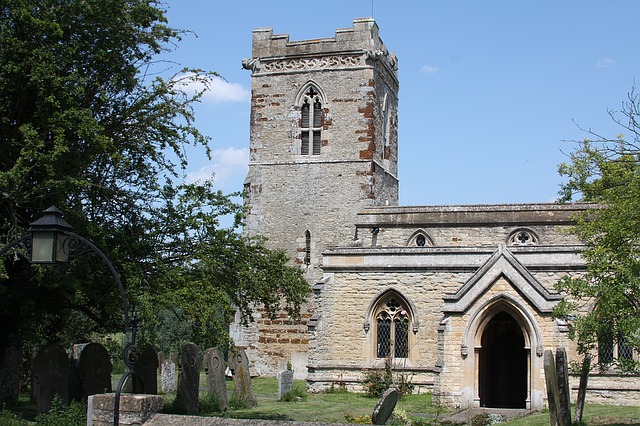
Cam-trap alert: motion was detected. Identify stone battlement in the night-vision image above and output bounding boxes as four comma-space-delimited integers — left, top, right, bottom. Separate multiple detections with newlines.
251, 18, 386, 59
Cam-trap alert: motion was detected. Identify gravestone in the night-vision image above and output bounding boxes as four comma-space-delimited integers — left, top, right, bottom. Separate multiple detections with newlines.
175, 342, 201, 414
32, 343, 69, 414
203, 347, 228, 411
67, 358, 83, 403
371, 388, 399, 425
228, 348, 257, 407
160, 359, 177, 393
79, 342, 112, 398
0, 344, 22, 405
555, 348, 572, 426
544, 350, 561, 426
278, 369, 294, 400
131, 343, 158, 394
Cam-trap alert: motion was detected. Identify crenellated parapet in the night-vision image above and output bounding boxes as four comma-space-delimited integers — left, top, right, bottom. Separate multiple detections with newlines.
242, 18, 398, 89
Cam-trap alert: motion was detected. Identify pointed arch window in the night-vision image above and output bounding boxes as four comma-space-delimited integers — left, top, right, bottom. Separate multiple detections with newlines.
375, 296, 410, 358
300, 86, 323, 155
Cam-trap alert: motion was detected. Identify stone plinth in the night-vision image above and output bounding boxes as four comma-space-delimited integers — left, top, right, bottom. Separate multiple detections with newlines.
87, 393, 163, 425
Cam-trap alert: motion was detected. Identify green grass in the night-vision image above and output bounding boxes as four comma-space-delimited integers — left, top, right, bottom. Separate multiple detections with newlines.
4, 374, 640, 425
162, 376, 440, 424
504, 404, 640, 426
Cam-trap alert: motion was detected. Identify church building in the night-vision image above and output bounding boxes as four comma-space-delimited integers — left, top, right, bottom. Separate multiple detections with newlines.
236, 18, 638, 410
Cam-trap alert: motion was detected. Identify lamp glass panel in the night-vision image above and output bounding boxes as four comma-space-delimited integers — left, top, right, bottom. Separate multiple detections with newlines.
31, 231, 55, 263
55, 234, 69, 262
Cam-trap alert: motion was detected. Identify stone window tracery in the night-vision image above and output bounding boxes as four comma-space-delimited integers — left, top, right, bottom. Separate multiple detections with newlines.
375, 296, 409, 358
300, 86, 323, 155
507, 229, 539, 246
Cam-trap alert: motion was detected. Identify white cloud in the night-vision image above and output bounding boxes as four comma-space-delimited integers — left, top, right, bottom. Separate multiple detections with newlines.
420, 65, 440, 75
176, 73, 250, 104
596, 57, 616, 69
186, 147, 249, 192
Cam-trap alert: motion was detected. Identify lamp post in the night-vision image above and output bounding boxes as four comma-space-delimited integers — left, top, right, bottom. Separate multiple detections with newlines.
0, 206, 139, 425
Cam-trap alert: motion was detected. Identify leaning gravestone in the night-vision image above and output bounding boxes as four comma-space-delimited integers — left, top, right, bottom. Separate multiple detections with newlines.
278, 369, 294, 400
79, 342, 112, 398
372, 388, 399, 425
555, 348, 572, 426
203, 347, 228, 411
160, 359, 177, 393
544, 350, 562, 426
228, 348, 257, 407
175, 342, 201, 414
131, 343, 159, 394
32, 343, 69, 414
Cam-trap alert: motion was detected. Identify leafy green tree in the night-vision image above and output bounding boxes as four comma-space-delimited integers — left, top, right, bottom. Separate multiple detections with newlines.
0, 0, 309, 403
555, 88, 640, 419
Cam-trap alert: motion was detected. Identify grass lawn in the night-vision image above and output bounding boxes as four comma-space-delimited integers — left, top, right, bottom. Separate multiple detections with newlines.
157, 376, 441, 424
3, 374, 639, 425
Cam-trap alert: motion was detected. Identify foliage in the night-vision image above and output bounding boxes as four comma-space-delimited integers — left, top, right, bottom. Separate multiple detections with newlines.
199, 392, 225, 414
555, 87, 640, 372
363, 356, 414, 398
279, 385, 307, 402
0, 407, 29, 426
345, 413, 373, 424
35, 397, 86, 426
0, 0, 309, 361
363, 369, 392, 398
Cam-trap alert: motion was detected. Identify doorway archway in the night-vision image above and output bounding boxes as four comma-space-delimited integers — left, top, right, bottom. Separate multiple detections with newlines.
479, 311, 527, 408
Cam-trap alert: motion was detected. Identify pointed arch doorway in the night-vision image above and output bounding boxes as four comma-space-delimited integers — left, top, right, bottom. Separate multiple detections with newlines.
479, 311, 527, 408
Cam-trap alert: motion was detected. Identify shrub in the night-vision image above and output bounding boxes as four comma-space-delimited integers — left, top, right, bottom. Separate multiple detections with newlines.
0, 408, 29, 426
35, 397, 86, 426
363, 369, 392, 398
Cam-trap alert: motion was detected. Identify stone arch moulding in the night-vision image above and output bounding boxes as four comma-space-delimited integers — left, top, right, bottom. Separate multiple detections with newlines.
363, 287, 419, 334
406, 229, 434, 247
294, 80, 328, 106
460, 293, 544, 359
443, 245, 561, 315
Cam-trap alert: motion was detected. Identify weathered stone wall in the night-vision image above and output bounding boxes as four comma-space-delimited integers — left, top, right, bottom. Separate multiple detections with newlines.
570, 374, 640, 406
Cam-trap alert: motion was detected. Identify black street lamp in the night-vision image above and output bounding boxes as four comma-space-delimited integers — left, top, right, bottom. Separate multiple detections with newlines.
0, 206, 139, 425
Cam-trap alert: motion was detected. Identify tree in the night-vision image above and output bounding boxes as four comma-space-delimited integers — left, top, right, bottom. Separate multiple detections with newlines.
0, 0, 309, 403
555, 88, 640, 419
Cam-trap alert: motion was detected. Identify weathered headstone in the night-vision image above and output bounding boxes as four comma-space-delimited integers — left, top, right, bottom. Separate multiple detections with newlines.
32, 343, 69, 414
228, 348, 257, 407
278, 369, 294, 400
160, 359, 177, 393
79, 342, 112, 398
544, 350, 561, 426
71, 343, 89, 360
0, 344, 22, 406
372, 388, 399, 425
131, 343, 158, 394
555, 347, 572, 426
203, 347, 228, 411
67, 358, 83, 403
175, 342, 201, 414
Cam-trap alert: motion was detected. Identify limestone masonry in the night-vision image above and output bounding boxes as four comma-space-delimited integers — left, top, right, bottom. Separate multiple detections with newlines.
234, 18, 639, 410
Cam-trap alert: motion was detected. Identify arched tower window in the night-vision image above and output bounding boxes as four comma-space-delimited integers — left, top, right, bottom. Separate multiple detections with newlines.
374, 293, 411, 358
300, 86, 323, 155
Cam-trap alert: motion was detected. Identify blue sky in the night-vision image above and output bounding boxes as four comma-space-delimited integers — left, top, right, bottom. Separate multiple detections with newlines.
162, 1, 639, 207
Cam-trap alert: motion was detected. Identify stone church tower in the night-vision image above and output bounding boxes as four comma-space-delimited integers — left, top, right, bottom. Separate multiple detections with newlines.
237, 18, 399, 376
